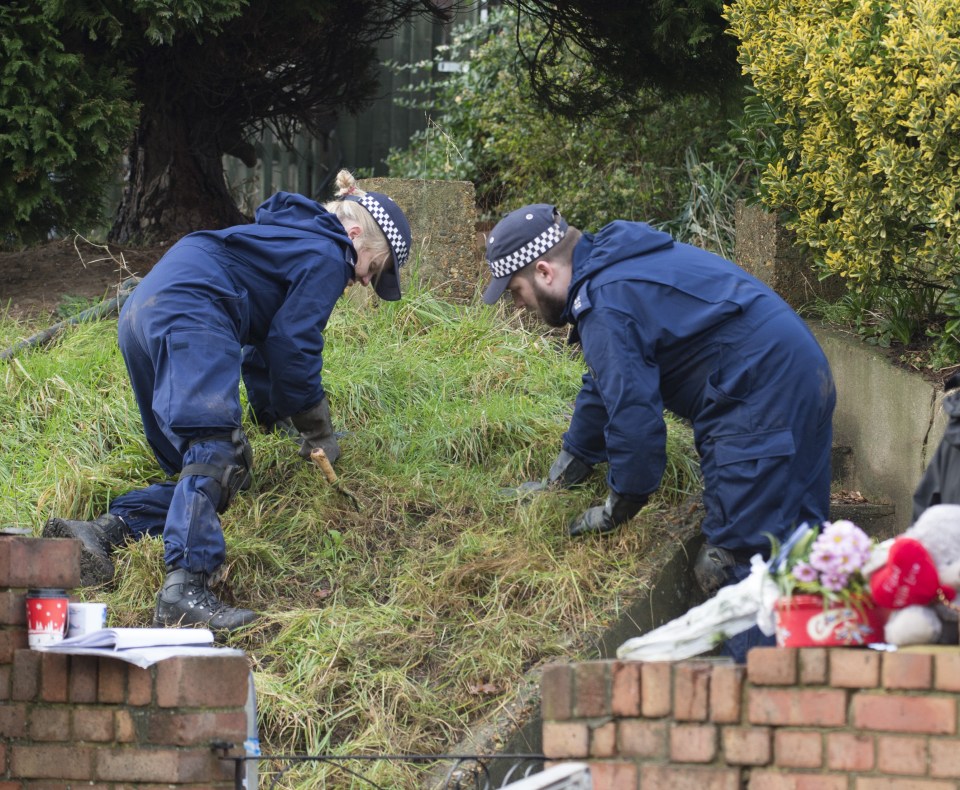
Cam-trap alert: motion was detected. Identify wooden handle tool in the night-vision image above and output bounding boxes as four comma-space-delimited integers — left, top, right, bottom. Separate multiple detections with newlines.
309, 448, 360, 512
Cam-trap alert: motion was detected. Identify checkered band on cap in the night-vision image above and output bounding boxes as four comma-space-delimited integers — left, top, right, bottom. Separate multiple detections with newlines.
358, 193, 409, 268
488, 218, 566, 279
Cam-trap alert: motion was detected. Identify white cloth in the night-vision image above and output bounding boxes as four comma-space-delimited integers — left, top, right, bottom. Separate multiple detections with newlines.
617, 555, 779, 662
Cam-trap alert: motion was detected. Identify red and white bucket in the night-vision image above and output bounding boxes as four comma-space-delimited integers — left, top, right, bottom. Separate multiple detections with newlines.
774, 594, 887, 648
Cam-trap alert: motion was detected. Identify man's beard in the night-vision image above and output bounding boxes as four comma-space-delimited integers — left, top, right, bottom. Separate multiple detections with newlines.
533, 283, 567, 328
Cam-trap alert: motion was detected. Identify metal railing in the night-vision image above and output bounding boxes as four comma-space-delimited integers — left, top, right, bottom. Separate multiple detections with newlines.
213, 743, 550, 790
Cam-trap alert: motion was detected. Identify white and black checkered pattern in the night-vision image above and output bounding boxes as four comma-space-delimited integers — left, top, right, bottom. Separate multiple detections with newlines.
488, 222, 566, 279
358, 193, 409, 268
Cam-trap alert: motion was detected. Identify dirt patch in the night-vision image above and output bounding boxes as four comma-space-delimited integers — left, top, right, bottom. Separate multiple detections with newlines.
0, 237, 171, 324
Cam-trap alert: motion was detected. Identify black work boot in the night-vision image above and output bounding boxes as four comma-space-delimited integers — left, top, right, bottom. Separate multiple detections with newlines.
42, 514, 132, 587
153, 567, 259, 632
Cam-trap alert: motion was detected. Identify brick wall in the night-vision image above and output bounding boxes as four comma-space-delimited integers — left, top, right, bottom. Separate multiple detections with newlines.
0, 535, 249, 787
541, 647, 960, 789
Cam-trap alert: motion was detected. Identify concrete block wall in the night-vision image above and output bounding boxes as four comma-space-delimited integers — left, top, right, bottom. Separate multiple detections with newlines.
0, 535, 249, 787
541, 647, 960, 789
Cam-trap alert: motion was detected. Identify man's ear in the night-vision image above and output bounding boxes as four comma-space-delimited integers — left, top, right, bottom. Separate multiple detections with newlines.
534, 259, 553, 283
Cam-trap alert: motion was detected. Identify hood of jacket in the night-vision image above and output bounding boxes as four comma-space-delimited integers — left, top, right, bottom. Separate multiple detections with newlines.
944, 390, 960, 447
564, 220, 674, 321
253, 191, 354, 250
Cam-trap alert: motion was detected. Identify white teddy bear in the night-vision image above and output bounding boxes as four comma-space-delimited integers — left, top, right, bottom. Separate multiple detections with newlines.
869, 503, 960, 646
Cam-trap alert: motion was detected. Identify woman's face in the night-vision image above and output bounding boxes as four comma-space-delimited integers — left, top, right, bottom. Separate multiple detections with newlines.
346, 222, 392, 288
352, 247, 392, 288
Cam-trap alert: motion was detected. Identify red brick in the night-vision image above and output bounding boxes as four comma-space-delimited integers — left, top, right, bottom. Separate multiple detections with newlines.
674, 662, 711, 721
114, 709, 136, 743
641, 662, 672, 717
588, 760, 638, 790
97, 660, 125, 704
617, 719, 667, 758
774, 730, 822, 768
669, 722, 717, 763
723, 725, 771, 765
0, 591, 26, 626
882, 652, 933, 690
852, 692, 956, 734
748, 770, 846, 789
611, 661, 641, 717
876, 735, 928, 776
590, 720, 617, 757
0, 537, 81, 589
798, 648, 828, 685
11, 745, 94, 780
541, 663, 573, 721
94, 746, 231, 783
154, 655, 249, 708
0, 664, 11, 701
856, 779, 956, 790
573, 661, 609, 718
11, 650, 39, 701
39, 653, 68, 703
73, 708, 115, 742
934, 652, 960, 692
829, 648, 880, 688
710, 664, 744, 723
747, 647, 797, 685
28, 706, 70, 741
542, 722, 588, 758
28, 785, 110, 790
0, 630, 28, 664
748, 688, 848, 727
930, 737, 960, 778
640, 764, 740, 790
68, 656, 98, 703
826, 731, 874, 771
0, 702, 26, 738
127, 665, 152, 706
145, 710, 246, 746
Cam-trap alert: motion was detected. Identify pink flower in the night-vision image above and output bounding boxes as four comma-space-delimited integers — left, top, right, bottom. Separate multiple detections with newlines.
820, 571, 850, 592
810, 520, 871, 575
792, 561, 818, 583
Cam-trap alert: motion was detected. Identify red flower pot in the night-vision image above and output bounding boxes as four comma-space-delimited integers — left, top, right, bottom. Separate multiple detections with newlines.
774, 594, 887, 647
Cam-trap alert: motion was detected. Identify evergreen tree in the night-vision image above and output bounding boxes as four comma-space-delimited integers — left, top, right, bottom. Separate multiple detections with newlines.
505, 0, 742, 116
1, 0, 448, 245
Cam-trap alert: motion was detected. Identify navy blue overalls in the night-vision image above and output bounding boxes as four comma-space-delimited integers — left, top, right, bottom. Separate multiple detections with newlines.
109, 193, 354, 574
560, 221, 835, 654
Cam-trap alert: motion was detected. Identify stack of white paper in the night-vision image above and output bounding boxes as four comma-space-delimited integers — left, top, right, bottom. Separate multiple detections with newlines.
35, 627, 244, 667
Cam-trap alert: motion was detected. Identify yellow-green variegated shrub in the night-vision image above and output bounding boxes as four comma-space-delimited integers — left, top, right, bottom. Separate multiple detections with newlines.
725, 0, 960, 363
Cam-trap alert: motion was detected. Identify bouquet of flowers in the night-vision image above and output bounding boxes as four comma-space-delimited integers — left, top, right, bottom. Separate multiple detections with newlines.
769, 519, 875, 608
766, 520, 887, 647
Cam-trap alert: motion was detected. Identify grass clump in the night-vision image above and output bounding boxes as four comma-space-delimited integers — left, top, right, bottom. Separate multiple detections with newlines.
0, 279, 698, 788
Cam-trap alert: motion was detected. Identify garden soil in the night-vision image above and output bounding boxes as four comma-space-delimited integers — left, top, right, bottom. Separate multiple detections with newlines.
0, 237, 170, 324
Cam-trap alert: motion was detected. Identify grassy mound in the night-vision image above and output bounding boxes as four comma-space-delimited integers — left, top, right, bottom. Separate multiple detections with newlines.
0, 284, 698, 787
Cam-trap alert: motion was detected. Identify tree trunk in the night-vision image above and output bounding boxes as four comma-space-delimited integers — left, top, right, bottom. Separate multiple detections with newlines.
109, 109, 247, 245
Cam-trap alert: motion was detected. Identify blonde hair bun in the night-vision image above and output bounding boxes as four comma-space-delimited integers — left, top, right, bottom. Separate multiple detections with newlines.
333, 169, 365, 198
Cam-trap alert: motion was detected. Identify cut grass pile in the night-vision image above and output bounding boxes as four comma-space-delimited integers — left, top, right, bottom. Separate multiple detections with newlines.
0, 282, 699, 788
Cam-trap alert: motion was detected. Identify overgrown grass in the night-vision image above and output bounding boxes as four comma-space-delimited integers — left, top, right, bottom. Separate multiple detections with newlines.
0, 280, 699, 788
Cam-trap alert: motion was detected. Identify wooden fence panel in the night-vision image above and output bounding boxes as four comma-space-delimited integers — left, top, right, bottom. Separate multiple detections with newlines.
223, 4, 488, 210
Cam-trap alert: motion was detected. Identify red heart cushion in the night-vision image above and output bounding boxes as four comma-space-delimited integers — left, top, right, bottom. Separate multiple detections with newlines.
870, 537, 956, 609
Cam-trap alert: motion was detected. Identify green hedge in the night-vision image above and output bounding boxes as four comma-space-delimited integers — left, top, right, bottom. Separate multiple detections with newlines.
386, 9, 738, 234
726, 0, 960, 365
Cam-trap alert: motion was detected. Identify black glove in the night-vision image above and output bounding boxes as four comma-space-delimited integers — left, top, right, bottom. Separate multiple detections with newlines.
504, 449, 594, 499
291, 397, 341, 464
568, 490, 647, 537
